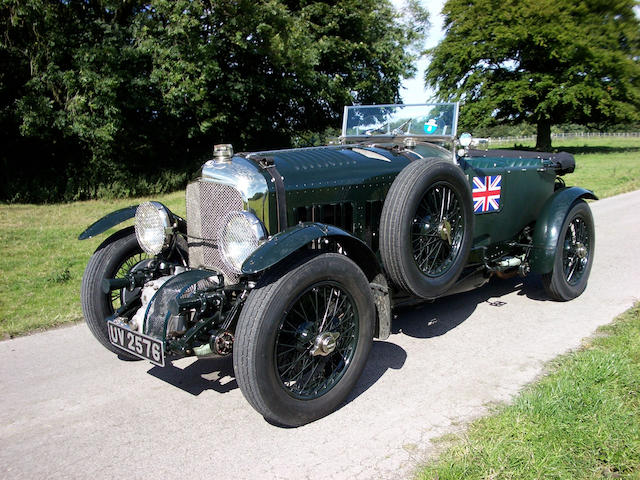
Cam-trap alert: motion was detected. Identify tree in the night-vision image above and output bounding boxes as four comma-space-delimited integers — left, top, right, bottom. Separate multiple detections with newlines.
1, 0, 428, 202
425, 0, 640, 150
136, 0, 428, 150
1, 1, 173, 200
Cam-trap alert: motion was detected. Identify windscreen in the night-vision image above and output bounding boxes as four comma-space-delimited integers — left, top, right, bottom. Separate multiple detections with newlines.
342, 103, 458, 139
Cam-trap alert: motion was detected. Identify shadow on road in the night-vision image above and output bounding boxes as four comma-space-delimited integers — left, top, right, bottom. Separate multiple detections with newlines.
345, 340, 408, 405
343, 274, 548, 405
147, 354, 237, 395
393, 273, 547, 339
145, 274, 550, 405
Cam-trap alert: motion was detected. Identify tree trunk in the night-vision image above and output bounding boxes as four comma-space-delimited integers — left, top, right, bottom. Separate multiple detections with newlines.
536, 120, 552, 151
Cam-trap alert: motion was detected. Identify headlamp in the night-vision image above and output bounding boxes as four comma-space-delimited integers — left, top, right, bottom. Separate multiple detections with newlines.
134, 201, 174, 255
219, 211, 267, 273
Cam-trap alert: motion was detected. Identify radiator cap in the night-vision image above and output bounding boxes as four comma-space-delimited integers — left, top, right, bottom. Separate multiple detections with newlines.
213, 144, 233, 163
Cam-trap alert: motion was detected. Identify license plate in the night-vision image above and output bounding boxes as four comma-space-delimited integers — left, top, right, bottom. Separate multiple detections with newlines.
107, 321, 165, 367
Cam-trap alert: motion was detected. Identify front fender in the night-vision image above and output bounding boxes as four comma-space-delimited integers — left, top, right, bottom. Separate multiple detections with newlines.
241, 222, 381, 279
529, 187, 597, 274
78, 206, 139, 240
241, 222, 389, 339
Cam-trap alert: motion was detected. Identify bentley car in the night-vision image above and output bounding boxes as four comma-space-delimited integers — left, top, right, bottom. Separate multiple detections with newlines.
79, 103, 596, 426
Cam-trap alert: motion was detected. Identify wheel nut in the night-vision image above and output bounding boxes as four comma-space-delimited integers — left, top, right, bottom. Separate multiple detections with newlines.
310, 332, 340, 357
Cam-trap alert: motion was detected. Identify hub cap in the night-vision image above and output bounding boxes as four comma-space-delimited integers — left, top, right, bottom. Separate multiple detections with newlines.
310, 332, 340, 357
438, 219, 452, 244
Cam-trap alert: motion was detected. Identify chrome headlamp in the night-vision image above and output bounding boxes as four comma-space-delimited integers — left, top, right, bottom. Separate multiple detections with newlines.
219, 211, 267, 273
135, 201, 174, 255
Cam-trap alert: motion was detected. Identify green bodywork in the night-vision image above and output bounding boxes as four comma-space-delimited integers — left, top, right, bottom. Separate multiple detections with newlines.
460, 156, 555, 247
241, 143, 591, 278
254, 145, 413, 239
241, 222, 379, 279
80, 143, 594, 284
246, 143, 448, 255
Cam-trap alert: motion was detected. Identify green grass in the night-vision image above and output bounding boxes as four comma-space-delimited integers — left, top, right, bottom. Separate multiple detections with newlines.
0, 191, 185, 338
0, 136, 639, 338
418, 303, 640, 480
492, 136, 640, 198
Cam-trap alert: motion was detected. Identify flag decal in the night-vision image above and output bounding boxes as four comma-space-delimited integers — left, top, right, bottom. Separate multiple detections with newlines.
472, 175, 502, 213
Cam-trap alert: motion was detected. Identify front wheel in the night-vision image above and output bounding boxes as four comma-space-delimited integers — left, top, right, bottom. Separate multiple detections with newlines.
542, 200, 595, 301
233, 253, 374, 426
81, 228, 149, 358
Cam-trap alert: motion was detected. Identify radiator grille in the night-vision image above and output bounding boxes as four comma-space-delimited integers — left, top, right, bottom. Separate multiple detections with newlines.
186, 181, 244, 284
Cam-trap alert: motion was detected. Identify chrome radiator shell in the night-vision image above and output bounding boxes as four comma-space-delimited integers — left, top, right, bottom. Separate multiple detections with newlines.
186, 156, 270, 284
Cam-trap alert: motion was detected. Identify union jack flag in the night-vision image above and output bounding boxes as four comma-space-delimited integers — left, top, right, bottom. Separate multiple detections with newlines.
472, 175, 502, 213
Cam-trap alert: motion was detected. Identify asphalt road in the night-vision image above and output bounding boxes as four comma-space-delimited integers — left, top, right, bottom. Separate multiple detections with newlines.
1, 190, 639, 480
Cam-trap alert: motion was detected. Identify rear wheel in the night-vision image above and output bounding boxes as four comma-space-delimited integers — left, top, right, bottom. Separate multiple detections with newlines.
81, 228, 149, 358
542, 200, 595, 301
233, 253, 374, 426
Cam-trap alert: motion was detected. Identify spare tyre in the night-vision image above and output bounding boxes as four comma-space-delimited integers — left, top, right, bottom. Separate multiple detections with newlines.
379, 158, 473, 299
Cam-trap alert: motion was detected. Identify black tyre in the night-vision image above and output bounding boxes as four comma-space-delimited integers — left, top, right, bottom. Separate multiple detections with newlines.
542, 200, 595, 301
379, 159, 473, 298
81, 228, 149, 358
233, 253, 374, 427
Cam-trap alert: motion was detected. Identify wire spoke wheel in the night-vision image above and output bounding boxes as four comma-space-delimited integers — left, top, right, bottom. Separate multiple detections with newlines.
81, 229, 148, 359
275, 283, 359, 400
234, 253, 374, 426
109, 252, 150, 311
562, 215, 591, 286
411, 182, 464, 277
379, 159, 473, 299
542, 200, 595, 301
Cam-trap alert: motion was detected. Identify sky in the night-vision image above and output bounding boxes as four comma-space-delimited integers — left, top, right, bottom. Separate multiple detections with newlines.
392, 0, 447, 104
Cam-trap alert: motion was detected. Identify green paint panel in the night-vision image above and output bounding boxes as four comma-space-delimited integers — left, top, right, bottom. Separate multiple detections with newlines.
241, 222, 376, 275
256, 146, 415, 239
461, 156, 556, 246
252, 144, 457, 238
247, 147, 574, 274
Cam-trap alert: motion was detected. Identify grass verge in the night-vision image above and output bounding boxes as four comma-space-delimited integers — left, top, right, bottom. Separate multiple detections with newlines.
0, 136, 638, 337
491, 136, 640, 198
418, 303, 640, 480
0, 191, 185, 338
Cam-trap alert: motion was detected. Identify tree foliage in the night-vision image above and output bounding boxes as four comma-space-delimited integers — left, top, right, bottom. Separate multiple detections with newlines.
0, 0, 427, 202
426, 0, 640, 150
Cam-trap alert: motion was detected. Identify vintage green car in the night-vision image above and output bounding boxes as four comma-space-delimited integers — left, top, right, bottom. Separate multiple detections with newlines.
79, 103, 595, 426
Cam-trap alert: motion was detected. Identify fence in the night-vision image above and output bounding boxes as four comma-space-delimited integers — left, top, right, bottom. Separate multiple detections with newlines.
487, 131, 640, 144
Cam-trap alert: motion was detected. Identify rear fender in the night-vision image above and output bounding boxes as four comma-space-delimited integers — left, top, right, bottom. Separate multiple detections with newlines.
529, 187, 597, 274
241, 222, 390, 339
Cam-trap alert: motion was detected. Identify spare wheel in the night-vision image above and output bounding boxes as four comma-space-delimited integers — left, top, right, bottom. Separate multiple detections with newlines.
379, 158, 473, 299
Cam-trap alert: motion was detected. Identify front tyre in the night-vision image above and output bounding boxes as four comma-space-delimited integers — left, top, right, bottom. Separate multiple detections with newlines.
542, 200, 595, 301
233, 253, 374, 426
81, 228, 149, 359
